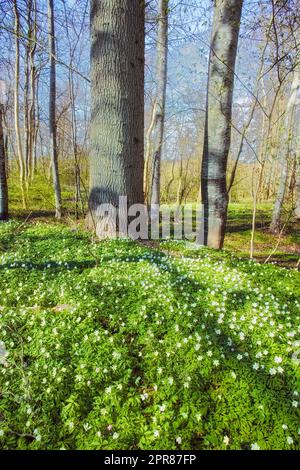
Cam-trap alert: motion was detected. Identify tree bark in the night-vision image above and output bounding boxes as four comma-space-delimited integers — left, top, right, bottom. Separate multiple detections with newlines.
24, 24, 30, 184
200, 0, 243, 249
150, 0, 168, 221
294, 124, 300, 219
13, 0, 26, 208
270, 68, 300, 233
0, 104, 8, 221
144, 100, 156, 204
87, 0, 145, 237
28, 0, 37, 182
48, 0, 62, 219
165, 158, 175, 202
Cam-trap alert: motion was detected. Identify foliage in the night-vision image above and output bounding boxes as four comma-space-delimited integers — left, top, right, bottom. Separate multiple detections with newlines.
0, 221, 299, 450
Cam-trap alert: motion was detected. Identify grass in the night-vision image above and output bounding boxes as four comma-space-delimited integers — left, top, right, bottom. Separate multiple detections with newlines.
0, 219, 299, 450
8, 168, 300, 263
225, 202, 300, 265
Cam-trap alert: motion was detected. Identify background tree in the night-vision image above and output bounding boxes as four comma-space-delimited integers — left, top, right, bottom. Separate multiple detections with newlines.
150, 0, 169, 220
294, 139, 300, 220
0, 100, 8, 221
270, 67, 300, 233
13, 0, 26, 208
48, 0, 62, 219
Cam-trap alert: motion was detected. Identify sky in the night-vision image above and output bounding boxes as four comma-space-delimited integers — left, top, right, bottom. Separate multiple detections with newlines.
0, 0, 288, 164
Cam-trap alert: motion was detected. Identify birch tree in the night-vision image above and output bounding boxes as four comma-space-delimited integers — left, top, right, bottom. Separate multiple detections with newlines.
200, 0, 243, 249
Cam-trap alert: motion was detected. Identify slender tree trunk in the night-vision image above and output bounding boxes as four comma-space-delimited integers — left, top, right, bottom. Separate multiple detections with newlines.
175, 156, 191, 219
69, 70, 82, 219
288, 155, 296, 198
48, 0, 62, 219
28, 0, 37, 181
265, 159, 275, 200
175, 155, 183, 220
165, 158, 175, 202
250, 161, 265, 259
270, 69, 300, 233
0, 104, 8, 221
144, 100, 156, 204
62, 0, 83, 219
87, 0, 145, 237
4, 134, 9, 177
294, 126, 300, 219
227, 39, 269, 195
13, 0, 26, 208
32, 71, 40, 178
23, 0, 35, 185
24, 32, 30, 185
200, 0, 243, 249
150, 0, 168, 221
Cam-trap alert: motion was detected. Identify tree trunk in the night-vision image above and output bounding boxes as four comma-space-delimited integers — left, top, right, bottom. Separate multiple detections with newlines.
87, 0, 145, 237
264, 159, 275, 200
62, 0, 83, 219
200, 0, 243, 249
227, 39, 269, 195
270, 69, 300, 233
165, 158, 175, 202
144, 100, 156, 204
48, 0, 62, 219
28, 0, 37, 182
0, 104, 8, 221
294, 127, 300, 219
13, 0, 26, 208
175, 155, 183, 220
32, 71, 40, 178
150, 0, 168, 221
24, 28, 30, 184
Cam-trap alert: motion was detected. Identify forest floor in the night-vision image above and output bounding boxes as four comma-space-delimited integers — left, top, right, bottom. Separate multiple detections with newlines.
9, 201, 300, 267
0, 206, 299, 450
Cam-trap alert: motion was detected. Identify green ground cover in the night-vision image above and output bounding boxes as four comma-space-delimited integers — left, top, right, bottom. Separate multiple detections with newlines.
0, 221, 299, 449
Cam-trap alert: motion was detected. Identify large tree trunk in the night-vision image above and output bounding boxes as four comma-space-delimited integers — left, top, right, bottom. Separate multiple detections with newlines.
200, 0, 243, 249
87, 0, 145, 237
48, 0, 62, 219
0, 104, 8, 221
270, 69, 300, 233
150, 0, 168, 222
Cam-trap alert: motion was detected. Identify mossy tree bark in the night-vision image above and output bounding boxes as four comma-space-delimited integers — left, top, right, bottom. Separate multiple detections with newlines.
200, 0, 243, 249
87, 0, 145, 238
